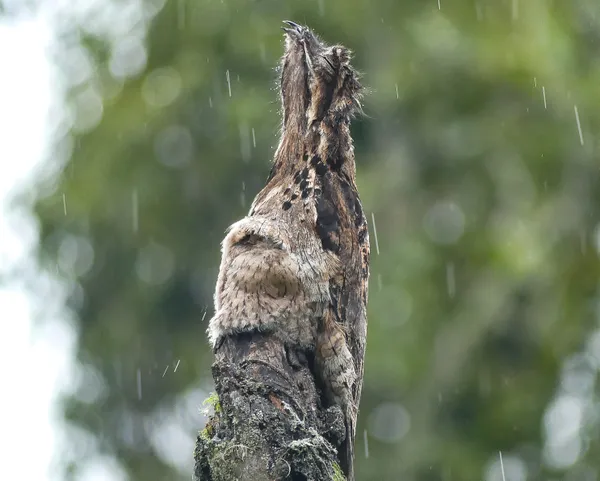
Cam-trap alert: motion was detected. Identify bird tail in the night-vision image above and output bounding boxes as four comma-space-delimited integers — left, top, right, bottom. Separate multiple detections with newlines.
339, 406, 356, 481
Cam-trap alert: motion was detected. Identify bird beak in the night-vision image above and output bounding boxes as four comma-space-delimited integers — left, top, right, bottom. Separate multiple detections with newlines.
282, 20, 301, 29
281, 20, 319, 70
281, 20, 307, 41
281, 20, 302, 35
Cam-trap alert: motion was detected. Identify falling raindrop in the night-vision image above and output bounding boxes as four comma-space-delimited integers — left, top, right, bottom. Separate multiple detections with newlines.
395, 84, 399, 99
174, 359, 181, 372
489, 454, 528, 481
201, 310, 208, 321
137, 369, 142, 400
132, 189, 139, 233
252, 127, 256, 148
209, 96, 213, 108
542, 86, 547, 109
574, 105, 584, 145
363, 430, 369, 458
499, 452, 506, 481
241, 181, 246, 208
162, 365, 169, 377
62, 193, 67, 216
371, 212, 380, 255
533, 77, 537, 88
437, 0, 441, 9
446, 262, 455, 299
240, 123, 251, 162
226, 70, 232, 97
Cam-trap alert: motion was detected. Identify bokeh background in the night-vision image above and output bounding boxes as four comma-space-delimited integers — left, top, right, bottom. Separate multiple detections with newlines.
2, 0, 600, 480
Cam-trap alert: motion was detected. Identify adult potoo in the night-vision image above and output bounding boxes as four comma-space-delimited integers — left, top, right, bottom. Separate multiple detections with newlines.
207, 21, 369, 480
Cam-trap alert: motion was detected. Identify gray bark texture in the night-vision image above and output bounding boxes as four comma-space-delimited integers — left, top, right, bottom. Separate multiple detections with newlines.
194, 334, 346, 481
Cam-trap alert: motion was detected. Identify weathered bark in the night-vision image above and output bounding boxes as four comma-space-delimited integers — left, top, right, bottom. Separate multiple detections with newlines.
194, 333, 346, 481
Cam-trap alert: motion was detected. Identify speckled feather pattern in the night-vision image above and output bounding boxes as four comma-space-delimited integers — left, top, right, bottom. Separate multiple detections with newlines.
208, 213, 340, 349
207, 21, 369, 481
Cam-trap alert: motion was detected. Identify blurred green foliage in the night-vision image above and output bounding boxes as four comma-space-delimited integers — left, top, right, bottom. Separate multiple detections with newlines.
27, 0, 600, 479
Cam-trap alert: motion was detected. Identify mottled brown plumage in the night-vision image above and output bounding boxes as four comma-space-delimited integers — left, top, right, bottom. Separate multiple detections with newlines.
207, 21, 369, 480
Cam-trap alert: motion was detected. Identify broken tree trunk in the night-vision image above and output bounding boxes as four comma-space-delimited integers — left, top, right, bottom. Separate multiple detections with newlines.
194, 334, 346, 481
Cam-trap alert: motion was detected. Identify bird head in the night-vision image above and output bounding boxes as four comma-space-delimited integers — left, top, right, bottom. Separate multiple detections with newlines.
280, 21, 362, 130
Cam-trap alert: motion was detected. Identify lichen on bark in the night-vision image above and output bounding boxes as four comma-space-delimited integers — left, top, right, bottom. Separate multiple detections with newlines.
194, 334, 347, 481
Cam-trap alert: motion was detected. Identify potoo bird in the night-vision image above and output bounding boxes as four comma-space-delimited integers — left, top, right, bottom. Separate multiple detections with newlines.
207, 21, 369, 480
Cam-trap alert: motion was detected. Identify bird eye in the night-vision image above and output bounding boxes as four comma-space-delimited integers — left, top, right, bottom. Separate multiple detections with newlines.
237, 234, 254, 245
